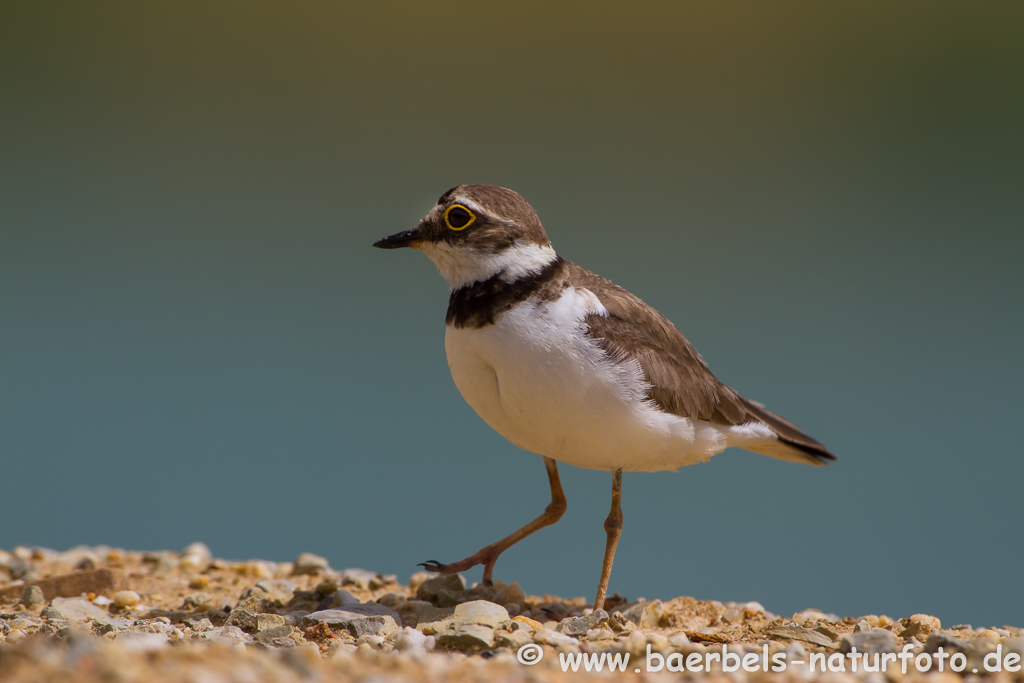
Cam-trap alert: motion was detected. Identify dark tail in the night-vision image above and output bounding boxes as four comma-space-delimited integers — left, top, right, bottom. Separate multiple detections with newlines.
739, 396, 837, 466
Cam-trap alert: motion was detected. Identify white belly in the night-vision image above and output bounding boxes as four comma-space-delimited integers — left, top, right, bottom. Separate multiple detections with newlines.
444, 287, 764, 472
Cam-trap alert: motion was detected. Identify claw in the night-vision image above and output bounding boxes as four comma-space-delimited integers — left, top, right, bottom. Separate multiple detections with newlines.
418, 560, 444, 571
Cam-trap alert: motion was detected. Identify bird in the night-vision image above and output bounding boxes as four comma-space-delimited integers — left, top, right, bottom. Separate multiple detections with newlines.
373, 184, 835, 611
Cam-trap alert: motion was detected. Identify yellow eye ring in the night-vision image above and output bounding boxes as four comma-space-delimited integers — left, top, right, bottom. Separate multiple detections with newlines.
444, 204, 476, 230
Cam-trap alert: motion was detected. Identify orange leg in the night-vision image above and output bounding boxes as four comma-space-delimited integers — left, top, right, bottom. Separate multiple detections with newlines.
419, 456, 567, 585
593, 468, 623, 611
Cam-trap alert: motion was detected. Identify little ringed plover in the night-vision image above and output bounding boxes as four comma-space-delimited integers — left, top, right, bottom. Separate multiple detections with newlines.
373, 184, 835, 610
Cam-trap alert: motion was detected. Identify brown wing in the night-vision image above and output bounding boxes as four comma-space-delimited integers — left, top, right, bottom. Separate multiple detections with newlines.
567, 261, 836, 465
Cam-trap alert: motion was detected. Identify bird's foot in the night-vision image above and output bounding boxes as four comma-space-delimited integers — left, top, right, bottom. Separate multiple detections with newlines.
417, 550, 498, 585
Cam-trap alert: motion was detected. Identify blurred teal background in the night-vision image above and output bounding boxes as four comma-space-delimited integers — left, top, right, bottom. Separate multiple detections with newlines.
2, 2, 1022, 627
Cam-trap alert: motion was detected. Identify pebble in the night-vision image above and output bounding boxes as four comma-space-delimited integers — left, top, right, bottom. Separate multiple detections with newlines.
768, 625, 836, 648
450, 600, 509, 629
291, 552, 330, 575
910, 613, 942, 629
113, 590, 141, 609
43, 597, 113, 625
617, 599, 664, 628
115, 631, 170, 652
839, 629, 898, 654
198, 625, 253, 646
533, 627, 579, 650
254, 579, 298, 603
512, 615, 542, 631
793, 608, 831, 624
226, 609, 287, 634
429, 601, 509, 652
494, 629, 533, 650
414, 574, 466, 602
302, 604, 401, 638
669, 632, 691, 647
181, 593, 217, 612
392, 626, 432, 652
925, 632, 967, 653
339, 568, 378, 589
179, 542, 212, 571
555, 609, 608, 636
255, 624, 304, 648
20, 585, 45, 609
435, 623, 494, 651
189, 574, 211, 589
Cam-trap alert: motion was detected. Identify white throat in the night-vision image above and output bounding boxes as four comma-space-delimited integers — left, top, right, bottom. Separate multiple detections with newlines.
420, 241, 558, 291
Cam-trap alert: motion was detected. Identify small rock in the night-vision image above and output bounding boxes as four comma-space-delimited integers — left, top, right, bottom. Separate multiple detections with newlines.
533, 628, 578, 649
415, 574, 466, 602
181, 593, 216, 612
556, 609, 608, 637
235, 595, 277, 615
769, 625, 836, 648
319, 589, 359, 610
925, 632, 966, 653
112, 591, 140, 609
226, 609, 287, 634
339, 568, 378, 589
199, 624, 253, 645
495, 629, 533, 650
180, 542, 212, 570
291, 553, 330, 575
512, 615, 543, 631
184, 618, 214, 632
42, 597, 111, 625
429, 600, 509, 652
608, 611, 635, 633
20, 586, 45, 609
793, 608, 831, 625
392, 627, 431, 652
116, 631, 170, 651
816, 624, 840, 640
669, 632, 691, 647
586, 628, 615, 641
182, 542, 212, 562
302, 604, 401, 638
840, 630, 898, 654
910, 613, 941, 629
617, 599, 664, 628
355, 634, 386, 650
189, 575, 211, 590
254, 579, 298, 603
451, 600, 509, 629
436, 622, 495, 651
255, 625, 303, 648
141, 551, 178, 571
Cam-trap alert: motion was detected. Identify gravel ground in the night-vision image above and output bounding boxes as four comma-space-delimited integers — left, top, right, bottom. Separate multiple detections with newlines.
1, 544, 1021, 682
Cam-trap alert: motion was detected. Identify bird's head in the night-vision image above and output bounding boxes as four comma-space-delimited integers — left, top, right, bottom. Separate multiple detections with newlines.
373, 184, 556, 291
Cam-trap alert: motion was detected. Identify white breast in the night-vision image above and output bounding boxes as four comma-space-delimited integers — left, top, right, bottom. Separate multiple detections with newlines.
445, 287, 771, 472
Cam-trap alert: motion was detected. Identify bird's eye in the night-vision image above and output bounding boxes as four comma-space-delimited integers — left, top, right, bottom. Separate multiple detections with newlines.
444, 205, 476, 230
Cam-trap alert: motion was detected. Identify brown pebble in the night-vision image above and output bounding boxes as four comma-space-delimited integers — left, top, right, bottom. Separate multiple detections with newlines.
189, 575, 211, 589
